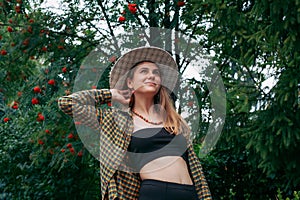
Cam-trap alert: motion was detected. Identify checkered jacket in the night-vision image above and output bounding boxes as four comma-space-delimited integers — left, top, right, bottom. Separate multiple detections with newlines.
58, 89, 212, 200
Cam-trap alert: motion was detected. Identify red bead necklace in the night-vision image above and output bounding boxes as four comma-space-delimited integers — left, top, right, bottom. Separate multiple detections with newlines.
131, 109, 163, 125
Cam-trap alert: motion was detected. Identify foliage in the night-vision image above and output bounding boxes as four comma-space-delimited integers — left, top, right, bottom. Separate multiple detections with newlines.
277, 189, 300, 200
186, 0, 300, 196
1, 0, 101, 198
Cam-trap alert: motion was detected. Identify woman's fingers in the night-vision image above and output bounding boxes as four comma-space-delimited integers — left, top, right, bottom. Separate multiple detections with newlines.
121, 98, 131, 105
111, 89, 134, 105
118, 89, 133, 99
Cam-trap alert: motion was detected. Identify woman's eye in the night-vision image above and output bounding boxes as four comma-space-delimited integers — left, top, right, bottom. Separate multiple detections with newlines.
153, 71, 160, 75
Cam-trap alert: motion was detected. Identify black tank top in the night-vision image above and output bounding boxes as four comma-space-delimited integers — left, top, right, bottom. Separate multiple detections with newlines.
126, 127, 188, 172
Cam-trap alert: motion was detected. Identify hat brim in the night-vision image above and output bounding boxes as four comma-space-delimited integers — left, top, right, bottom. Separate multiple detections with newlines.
110, 46, 179, 92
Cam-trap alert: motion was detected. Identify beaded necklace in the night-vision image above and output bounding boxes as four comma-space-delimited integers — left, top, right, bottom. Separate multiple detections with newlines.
131, 109, 163, 125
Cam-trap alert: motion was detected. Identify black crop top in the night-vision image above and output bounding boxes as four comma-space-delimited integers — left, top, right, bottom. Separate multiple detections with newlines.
126, 127, 188, 172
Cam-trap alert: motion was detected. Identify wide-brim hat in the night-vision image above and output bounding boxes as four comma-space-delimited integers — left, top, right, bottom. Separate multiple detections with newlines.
109, 46, 179, 92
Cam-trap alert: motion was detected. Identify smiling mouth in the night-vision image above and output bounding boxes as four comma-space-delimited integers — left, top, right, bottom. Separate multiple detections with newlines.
145, 82, 157, 86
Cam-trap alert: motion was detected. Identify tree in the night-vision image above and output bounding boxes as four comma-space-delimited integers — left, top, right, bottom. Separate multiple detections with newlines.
184, 0, 300, 198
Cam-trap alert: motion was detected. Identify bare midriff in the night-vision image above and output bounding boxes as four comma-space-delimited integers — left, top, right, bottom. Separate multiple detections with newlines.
139, 156, 193, 185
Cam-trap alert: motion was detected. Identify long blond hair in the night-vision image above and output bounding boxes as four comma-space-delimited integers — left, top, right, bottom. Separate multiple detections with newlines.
156, 87, 190, 135
127, 61, 190, 135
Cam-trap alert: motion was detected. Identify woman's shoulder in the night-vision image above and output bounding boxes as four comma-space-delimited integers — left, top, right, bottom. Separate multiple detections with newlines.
100, 107, 133, 138
101, 106, 132, 124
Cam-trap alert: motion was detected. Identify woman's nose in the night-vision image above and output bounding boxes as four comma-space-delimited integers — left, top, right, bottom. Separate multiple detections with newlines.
148, 72, 156, 80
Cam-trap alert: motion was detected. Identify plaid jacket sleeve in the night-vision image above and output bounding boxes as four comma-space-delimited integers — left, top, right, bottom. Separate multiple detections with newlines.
57, 89, 111, 130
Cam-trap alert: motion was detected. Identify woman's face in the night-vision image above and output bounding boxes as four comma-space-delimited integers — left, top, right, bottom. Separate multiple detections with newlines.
127, 62, 161, 95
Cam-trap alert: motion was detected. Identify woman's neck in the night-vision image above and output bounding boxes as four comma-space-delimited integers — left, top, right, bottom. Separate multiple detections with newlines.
132, 93, 156, 115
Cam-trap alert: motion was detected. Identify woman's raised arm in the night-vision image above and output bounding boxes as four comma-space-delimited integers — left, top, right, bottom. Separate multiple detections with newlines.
58, 89, 112, 130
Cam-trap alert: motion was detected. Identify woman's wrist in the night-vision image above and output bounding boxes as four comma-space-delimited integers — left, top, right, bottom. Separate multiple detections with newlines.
110, 89, 132, 105
110, 89, 117, 101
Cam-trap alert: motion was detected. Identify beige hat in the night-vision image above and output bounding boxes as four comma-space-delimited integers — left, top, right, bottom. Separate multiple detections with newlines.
109, 46, 179, 92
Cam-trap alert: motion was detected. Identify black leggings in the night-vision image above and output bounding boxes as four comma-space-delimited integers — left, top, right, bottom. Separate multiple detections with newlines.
138, 179, 199, 200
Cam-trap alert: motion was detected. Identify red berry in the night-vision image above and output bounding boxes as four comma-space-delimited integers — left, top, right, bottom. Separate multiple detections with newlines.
177, 1, 185, 7
15, 6, 21, 13
27, 26, 33, 33
61, 149, 65, 153
29, 19, 34, 23
128, 3, 137, 14
37, 113, 45, 122
69, 147, 75, 154
128, 3, 137, 7
1, 50, 7, 55
48, 79, 55, 85
41, 46, 47, 52
12, 105, 18, 109
109, 55, 116, 63
77, 151, 83, 157
33, 86, 41, 93
11, 101, 18, 109
66, 143, 72, 148
187, 101, 193, 107
62, 67, 67, 73
31, 97, 39, 105
48, 149, 54, 155
118, 16, 126, 22
45, 129, 51, 134
38, 139, 44, 145
67, 133, 74, 139
22, 38, 30, 46
4, 117, 10, 122
128, 8, 137, 14
7, 26, 13, 32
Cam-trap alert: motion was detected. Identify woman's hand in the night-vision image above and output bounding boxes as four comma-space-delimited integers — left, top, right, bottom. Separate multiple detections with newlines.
110, 89, 133, 105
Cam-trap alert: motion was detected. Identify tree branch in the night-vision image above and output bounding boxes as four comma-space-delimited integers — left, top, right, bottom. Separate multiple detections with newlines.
96, 0, 120, 54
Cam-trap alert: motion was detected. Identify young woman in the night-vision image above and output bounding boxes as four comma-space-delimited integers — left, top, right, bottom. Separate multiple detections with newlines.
58, 47, 212, 200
